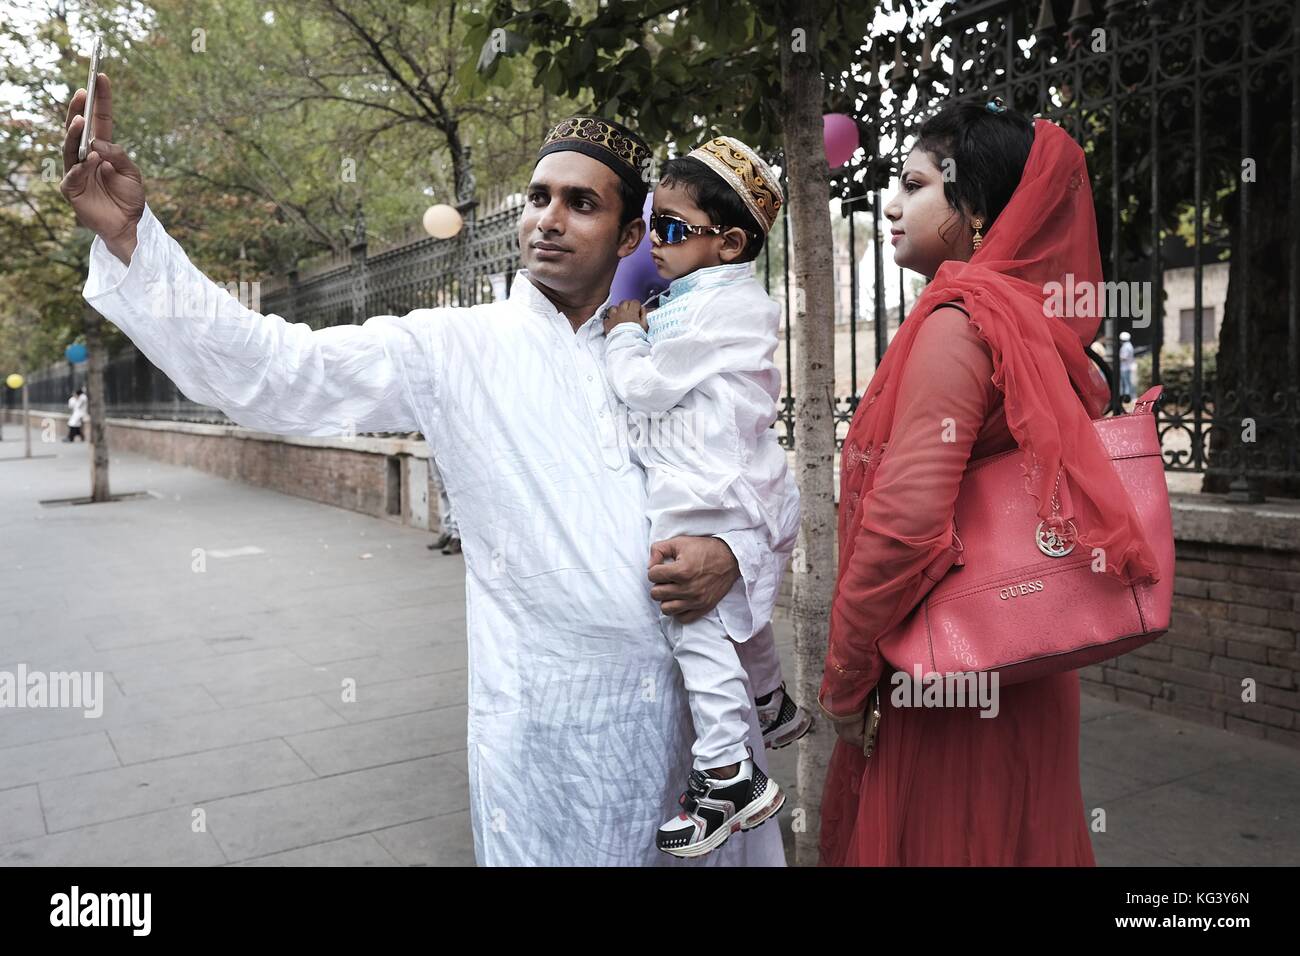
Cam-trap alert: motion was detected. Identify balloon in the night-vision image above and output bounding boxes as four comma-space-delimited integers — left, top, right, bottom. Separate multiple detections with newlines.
823, 113, 860, 169
422, 204, 463, 239
608, 191, 668, 307
65, 343, 88, 364
5, 373, 22, 389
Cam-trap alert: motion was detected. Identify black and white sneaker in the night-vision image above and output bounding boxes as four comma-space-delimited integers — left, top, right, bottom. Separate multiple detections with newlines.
756, 682, 813, 749
656, 750, 784, 859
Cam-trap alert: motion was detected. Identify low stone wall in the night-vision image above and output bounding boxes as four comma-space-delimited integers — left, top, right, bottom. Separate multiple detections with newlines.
8, 408, 1298, 748
2, 409, 444, 533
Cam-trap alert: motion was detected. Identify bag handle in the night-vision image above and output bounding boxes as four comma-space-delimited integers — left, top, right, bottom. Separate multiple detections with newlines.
1133, 384, 1163, 414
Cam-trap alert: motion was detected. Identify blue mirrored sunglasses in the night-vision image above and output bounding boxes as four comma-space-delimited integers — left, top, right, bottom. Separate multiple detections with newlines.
649, 212, 726, 245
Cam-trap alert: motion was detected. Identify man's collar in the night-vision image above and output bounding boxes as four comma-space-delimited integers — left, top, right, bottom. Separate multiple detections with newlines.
510, 269, 615, 331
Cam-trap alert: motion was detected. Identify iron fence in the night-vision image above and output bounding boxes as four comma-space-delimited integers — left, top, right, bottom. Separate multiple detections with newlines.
9, 0, 1298, 493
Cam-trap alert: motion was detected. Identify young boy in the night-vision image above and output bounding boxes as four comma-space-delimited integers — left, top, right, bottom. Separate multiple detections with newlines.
602, 136, 810, 859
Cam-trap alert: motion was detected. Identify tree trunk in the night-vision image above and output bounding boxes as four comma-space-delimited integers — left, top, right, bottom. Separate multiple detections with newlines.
22, 377, 31, 459
84, 305, 110, 502
777, 0, 836, 866
1201, 68, 1298, 498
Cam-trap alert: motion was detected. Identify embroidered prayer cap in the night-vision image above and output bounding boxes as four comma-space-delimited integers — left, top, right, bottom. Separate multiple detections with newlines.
537, 115, 652, 198
686, 136, 784, 234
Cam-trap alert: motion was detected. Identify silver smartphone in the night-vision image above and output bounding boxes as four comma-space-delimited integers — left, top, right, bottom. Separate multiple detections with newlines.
77, 38, 103, 163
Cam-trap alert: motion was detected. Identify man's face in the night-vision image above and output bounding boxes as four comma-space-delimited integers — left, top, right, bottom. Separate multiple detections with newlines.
518, 152, 644, 298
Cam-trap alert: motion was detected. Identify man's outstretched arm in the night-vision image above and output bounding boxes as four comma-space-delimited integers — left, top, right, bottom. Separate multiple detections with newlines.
62, 76, 435, 437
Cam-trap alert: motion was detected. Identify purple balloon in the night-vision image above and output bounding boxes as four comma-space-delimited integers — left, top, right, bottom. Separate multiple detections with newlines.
608, 191, 668, 306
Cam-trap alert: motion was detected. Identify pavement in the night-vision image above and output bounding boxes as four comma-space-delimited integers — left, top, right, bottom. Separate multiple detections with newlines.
1, 424, 1297, 866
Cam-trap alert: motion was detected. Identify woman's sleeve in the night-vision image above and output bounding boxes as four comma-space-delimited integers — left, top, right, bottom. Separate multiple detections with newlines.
819, 307, 996, 717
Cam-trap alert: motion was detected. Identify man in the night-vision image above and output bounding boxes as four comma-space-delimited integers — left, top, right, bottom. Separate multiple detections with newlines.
66, 387, 88, 441
1118, 330, 1136, 404
426, 454, 460, 555
60, 77, 797, 865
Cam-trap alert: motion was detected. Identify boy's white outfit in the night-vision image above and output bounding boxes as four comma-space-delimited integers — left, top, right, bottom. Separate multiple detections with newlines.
605, 261, 796, 771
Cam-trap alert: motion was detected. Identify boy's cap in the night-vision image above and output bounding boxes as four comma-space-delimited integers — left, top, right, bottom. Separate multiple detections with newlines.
686, 136, 783, 233
538, 115, 652, 197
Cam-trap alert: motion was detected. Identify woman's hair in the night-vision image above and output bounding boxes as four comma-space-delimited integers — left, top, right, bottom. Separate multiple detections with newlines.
914, 100, 1035, 244
657, 156, 766, 261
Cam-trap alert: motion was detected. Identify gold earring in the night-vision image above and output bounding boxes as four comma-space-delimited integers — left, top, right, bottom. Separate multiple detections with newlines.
971, 217, 984, 252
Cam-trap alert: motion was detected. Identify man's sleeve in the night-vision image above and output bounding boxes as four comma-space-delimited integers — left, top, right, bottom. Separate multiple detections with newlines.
83, 204, 441, 437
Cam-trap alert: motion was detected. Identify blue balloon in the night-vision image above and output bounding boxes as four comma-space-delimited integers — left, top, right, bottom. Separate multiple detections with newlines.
608, 191, 668, 308
65, 343, 88, 364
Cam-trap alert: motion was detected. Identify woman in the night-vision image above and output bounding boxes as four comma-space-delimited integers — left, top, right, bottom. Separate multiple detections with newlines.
817, 100, 1161, 866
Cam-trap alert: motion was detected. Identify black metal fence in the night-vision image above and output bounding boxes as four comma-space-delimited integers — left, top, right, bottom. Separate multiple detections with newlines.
830, 0, 1299, 494
9, 0, 1298, 492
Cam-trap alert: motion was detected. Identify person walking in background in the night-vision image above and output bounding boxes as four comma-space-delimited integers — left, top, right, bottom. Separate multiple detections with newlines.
1118, 330, 1136, 404
65, 387, 88, 442
427, 454, 461, 555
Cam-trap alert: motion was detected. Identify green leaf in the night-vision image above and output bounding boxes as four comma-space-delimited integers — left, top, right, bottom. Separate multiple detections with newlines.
574, 36, 594, 73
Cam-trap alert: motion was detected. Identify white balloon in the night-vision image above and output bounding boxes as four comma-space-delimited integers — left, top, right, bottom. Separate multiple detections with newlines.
423, 204, 463, 239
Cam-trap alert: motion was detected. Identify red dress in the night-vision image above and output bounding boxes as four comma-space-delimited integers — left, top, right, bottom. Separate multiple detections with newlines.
818, 306, 1096, 867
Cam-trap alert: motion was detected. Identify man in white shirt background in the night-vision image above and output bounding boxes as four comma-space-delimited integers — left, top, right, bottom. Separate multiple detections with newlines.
65, 386, 88, 441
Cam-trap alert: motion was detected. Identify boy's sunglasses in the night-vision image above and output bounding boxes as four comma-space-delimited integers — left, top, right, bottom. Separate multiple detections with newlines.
649, 212, 725, 245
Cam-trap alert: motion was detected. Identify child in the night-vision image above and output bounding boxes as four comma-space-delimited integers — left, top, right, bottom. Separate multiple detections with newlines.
602, 136, 809, 858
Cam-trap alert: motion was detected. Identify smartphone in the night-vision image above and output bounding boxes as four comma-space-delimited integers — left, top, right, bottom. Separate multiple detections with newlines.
863, 686, 882, 758
77, 38, 103, 163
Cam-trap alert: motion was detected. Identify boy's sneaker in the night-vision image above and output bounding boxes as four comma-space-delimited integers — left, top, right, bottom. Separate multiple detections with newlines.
656, 749, 784, 859
756, 682, 813, 749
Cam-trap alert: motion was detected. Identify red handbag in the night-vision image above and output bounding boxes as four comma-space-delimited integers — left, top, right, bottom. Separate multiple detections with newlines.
877, 385, 1175, 685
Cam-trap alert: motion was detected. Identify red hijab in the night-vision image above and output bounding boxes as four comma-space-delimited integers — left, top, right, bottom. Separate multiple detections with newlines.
840, 118, 1161, 587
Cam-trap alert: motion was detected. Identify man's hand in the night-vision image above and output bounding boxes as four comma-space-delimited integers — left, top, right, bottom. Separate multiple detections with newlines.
602, 300, 647, 336
648, 535, 740, 623
60, 73, 145, 265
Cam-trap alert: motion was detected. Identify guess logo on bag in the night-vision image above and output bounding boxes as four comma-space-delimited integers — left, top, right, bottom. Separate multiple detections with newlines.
999, 579, 1045, 600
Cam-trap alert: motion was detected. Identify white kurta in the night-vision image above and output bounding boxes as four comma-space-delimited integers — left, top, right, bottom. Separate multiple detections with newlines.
82, 205, 798, 867
604, 261, 794, 591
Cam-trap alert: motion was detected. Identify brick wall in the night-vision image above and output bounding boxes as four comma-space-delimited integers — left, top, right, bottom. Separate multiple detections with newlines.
10, 409, 1298, 748
777, 494, 1300, 751
1080, 541, 1300, 749
2, 409, 447, 533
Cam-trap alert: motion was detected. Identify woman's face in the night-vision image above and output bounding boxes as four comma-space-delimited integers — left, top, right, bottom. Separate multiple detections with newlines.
883, 147, 978, 279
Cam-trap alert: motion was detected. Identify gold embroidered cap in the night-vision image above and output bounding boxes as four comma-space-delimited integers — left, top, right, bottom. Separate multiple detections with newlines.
686, 136, 783, 233
538, 115, 652, 196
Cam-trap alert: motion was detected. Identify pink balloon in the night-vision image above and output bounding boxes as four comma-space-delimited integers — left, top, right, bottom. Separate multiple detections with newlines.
823, 113, 860, 169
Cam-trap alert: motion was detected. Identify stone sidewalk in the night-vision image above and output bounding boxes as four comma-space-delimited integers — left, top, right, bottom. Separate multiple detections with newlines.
1, 426, 1297, 866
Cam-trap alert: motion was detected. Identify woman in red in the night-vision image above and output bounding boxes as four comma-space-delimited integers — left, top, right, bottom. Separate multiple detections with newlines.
818, 101, 1161, 866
